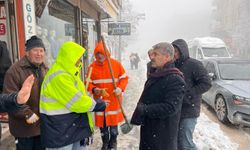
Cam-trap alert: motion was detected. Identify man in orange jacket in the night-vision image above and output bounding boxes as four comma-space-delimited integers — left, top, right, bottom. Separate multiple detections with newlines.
86, 41, 128, 150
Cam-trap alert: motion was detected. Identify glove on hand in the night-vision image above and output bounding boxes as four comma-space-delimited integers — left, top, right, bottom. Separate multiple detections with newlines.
101, 88, 109, 97
93, 98, 107, 112
26, 113, 39, 124
131, 103, 145, 125
113, 87, 122, 96
93, 88, 109, 97
93, 87, 102, 95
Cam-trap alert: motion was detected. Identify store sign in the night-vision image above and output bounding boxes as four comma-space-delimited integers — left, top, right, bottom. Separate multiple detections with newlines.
0, 4, 7, 42
23, 0, 36, 40
0, 23, 6, 35
108, 23, 131, 35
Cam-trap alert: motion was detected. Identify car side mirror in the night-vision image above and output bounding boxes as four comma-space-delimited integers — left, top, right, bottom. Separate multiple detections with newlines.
208, 72, 216, 80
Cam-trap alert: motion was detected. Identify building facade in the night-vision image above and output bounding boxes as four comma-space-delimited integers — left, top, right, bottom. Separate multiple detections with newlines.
211, 0, 250, 58
0, 0, 121, 71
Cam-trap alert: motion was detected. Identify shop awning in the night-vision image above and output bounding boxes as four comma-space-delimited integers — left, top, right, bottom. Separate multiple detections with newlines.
91, 0, 120, 19
48, 0, 75, 23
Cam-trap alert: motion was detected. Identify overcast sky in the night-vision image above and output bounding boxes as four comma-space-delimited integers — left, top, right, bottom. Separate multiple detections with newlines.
126, 0, 214, 53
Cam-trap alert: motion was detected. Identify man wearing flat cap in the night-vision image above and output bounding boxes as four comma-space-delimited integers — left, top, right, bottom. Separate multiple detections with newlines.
3, 35, 48, 150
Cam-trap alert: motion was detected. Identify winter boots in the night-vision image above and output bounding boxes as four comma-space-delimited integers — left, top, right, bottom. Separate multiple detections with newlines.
101, 134, 117, 150
101, 134, 109, 150
108, 135, 117, 150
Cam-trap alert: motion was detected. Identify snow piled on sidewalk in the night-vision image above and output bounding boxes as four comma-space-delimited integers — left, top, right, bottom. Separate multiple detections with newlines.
195, 113, 238, 150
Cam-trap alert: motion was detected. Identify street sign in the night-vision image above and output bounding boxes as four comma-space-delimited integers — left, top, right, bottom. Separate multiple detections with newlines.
108, 23, 131, 35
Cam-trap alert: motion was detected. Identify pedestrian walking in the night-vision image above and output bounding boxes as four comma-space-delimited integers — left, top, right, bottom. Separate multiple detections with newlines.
129, 53, 136, 70
134, 53, 140, 69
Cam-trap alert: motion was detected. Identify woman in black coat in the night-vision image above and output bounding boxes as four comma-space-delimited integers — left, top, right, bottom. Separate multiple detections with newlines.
131, 42, 186, 150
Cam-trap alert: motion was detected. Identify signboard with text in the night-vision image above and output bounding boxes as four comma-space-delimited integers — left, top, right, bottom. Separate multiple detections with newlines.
23, 0, 36, 40
0, 4, 7, 42
108, 23, 131, 35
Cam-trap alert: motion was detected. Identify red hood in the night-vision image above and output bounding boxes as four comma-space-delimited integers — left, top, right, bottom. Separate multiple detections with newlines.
94, 41, 111, 59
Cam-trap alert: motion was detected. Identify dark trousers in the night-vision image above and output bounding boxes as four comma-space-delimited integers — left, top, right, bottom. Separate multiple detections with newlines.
100, 126, 118, 137
15, 135, 45, 150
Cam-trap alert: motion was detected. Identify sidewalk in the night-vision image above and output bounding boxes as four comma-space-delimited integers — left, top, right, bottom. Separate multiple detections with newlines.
0, 123, 15, 150
0, 123, 11, 142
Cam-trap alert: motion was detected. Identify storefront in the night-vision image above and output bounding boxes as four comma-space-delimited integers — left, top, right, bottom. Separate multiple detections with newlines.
1, 0, 120, 72
0, 0, 19, 63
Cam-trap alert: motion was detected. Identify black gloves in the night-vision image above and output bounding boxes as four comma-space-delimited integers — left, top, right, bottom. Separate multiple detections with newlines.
131, 102, 146, 125
93, 98, 106, 112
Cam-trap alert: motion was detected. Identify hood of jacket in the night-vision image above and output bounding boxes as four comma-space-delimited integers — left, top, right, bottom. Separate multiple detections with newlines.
93, 41, 111, 65
172, 39, 190, 67
94, 41, 110, 58
55, 41, 85, 75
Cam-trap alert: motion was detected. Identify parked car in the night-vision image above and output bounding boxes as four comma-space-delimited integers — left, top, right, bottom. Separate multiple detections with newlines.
188, 37, 232, 60
202, 59, 250, 126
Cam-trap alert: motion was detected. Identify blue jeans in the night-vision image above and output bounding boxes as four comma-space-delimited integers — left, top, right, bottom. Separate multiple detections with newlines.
47, 141, 87, 150
178, 118, 198, 150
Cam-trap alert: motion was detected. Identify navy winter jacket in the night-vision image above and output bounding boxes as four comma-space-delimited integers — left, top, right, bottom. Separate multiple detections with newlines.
172, 39, 211, 118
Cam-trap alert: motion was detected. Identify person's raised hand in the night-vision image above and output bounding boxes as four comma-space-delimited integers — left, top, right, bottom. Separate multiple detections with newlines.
17, 75, 35, 104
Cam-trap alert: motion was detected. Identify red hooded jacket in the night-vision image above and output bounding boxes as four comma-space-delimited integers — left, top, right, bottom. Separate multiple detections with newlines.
87, 41, 128, 127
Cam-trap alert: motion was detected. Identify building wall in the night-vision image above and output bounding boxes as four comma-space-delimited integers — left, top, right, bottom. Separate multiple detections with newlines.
211, 0, 250, 58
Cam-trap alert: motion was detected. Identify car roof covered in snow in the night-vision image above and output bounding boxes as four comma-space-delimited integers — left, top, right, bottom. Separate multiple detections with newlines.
192, 37, 226, 48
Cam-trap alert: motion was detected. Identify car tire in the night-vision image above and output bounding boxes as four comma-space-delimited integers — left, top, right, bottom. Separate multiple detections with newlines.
215, 96, 229, 123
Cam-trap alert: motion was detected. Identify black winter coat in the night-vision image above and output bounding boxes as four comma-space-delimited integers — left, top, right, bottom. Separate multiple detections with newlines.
172, 39, 211, 118
131, 62, 185, 150
0, 93, 22, 112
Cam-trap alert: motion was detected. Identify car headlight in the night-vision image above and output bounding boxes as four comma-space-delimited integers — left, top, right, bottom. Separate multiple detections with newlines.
232, 95, 250, 105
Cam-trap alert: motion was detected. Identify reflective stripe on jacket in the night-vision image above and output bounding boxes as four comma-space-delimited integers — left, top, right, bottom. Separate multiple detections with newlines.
40, 41, 96, 148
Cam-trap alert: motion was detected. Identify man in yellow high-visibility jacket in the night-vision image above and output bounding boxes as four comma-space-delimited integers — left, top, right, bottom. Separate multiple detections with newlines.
40, 41, 106, 150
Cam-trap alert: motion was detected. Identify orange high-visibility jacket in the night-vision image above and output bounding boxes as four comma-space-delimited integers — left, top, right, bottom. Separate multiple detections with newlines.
86, 41, 128, 127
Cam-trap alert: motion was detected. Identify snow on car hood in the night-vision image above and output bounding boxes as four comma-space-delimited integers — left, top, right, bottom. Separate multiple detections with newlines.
219, 80, 250, 98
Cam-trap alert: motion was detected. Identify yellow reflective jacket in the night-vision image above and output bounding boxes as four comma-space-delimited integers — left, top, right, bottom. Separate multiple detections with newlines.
40, 41, 95, 148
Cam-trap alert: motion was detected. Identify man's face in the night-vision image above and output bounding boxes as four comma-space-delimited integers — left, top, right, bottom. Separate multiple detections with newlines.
148, 51, 154, 60
75, 57, 83, 68
174, 47, 181, 61
151, 48, 170, 68
26, 47, 45, 65
96, 52, 106, 62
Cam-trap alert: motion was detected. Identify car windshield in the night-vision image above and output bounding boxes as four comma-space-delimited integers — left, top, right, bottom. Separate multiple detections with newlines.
218, 63, 250, 80
202, 47, 230, 57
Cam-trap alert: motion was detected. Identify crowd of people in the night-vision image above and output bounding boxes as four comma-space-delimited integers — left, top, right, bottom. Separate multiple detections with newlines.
0, 35, 211, 150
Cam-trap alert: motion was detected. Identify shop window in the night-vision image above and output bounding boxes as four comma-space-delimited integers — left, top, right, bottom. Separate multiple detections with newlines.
36, 0, 76, 67
81, 12, 97, 76
81, 12, 97, 63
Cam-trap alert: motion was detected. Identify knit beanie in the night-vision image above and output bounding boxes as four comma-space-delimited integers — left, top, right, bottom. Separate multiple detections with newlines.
25, 35, 45, 51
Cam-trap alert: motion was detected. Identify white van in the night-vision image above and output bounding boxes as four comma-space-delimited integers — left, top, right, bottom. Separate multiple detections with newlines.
188, 37, 231, 59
